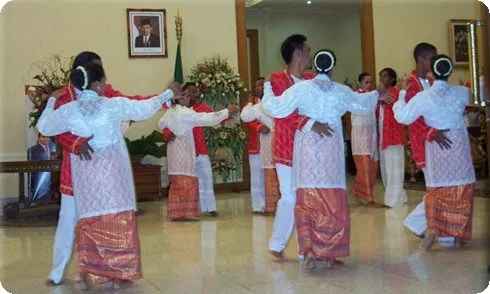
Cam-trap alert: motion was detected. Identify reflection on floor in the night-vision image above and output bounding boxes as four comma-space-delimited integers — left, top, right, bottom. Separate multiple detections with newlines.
0, 188, 488, 293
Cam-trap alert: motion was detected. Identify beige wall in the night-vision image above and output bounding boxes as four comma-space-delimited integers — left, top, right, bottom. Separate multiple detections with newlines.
372, 0, 481, 83
0, 0, 238, 197
246, 6, 363, 83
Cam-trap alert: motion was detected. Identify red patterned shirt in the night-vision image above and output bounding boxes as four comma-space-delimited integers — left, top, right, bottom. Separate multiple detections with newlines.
379, 86, 406, 149
270, 71, 315, 166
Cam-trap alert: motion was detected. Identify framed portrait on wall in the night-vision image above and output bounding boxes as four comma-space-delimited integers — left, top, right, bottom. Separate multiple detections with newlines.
127, 9, 167, 58
449, 19, 473, 67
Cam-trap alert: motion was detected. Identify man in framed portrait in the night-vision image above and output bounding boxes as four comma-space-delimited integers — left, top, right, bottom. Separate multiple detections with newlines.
135, 18, 160, 48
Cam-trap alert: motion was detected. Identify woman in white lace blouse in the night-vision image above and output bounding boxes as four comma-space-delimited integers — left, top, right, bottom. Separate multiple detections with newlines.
37, 63, 180, 289
393, 55, 475, 251
261, 49, 380, 270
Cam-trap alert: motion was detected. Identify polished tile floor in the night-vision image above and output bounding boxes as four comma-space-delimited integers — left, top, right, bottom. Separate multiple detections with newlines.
0, 186, 488, 294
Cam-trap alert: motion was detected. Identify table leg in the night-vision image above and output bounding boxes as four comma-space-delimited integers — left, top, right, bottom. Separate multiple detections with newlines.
19, 172, 25, 206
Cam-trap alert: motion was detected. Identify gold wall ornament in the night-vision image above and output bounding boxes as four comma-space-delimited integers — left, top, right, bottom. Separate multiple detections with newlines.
468, 21, 481, 106
175, 9, 183, 42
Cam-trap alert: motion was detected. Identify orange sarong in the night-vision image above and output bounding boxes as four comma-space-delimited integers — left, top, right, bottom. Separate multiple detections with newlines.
264, 168, 280, 214
77, 210, 142, 285
295, 188, 350, 260
352, 155, 378, 202
426, 184, 474, 240
168, 175, 200, 221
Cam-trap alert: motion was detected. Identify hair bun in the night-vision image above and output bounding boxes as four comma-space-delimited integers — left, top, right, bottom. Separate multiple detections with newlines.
314, 49, 336, 74
76, 66, 89, 89
431, 55, 453, 79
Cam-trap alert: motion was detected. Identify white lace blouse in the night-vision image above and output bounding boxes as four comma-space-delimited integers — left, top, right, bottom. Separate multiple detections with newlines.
261, 74, 379, 128
37, 89, 173, 151
393, 80, 469, 129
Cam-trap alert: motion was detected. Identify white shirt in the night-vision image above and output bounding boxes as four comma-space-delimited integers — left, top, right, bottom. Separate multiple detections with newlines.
393, 80, 469, 130
240, 102, 273, 129
37, 89, 173, 151
261, 74, 379, 128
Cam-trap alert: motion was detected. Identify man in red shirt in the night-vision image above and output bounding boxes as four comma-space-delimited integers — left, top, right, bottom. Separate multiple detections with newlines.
48, 51, 165, 285
377, 68, 407, 208
162, 83, 218, 216
241, 78, 268, 213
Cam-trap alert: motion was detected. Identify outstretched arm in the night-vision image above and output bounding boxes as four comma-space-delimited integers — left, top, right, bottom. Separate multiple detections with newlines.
345, 88, 379, 114
261, 82, 300, 118
111, 89, 174, 122
392, 90, 425, 125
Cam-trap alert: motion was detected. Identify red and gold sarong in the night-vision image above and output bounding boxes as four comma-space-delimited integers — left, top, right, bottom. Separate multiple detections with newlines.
77, 210, 142, 285
295, 188, 350, 260
264, 168, 280, 214
168, 175, 200, 221
352, 155, 378, 203
425, 184, 474, 240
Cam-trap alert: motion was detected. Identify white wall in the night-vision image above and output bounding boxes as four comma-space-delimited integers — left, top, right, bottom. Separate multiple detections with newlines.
246, 5, 363, 84
372, 0, 481, 84
0, 0, 238, 198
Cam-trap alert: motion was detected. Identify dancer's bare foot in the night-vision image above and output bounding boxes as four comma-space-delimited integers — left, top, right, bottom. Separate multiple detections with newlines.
367, 202, 386, 208
454, 238, 467, 248
270, 250, 284, 260
304, 254, 317, 270
420, 231, 436, 251
333, 259, 344, 265
77, 274, 89, 291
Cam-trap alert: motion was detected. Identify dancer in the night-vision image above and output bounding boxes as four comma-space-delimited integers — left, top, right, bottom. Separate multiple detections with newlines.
241, 78, 267, 213
351, 72, 380, 205
163, 83, 219, 216
241, 78, 281, 214
377, 68, 408, 208
266, 34, 319, 259
159, 91, 238, 221
394, 55, 475, 250
37, 63, 180, 289
401, 43, 455, 245
47, 51, 158, 286
263, 49, 380, 269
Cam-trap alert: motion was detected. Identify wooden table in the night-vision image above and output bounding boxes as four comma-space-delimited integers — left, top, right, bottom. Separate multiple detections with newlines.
0, 160, 163, 214
0, 160, 60, 207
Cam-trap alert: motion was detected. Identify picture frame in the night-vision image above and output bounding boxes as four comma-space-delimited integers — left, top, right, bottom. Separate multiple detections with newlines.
127, 8, 168, 58
448, 19, 474, 67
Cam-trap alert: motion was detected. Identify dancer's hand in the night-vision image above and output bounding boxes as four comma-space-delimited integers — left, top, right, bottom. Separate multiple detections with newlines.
380, 94, 394, 104
51, 88, 65, 99
248, 95, 259, 105
259, 125, 270, 134
433, 129, 452, 150
167, 81, 182, 97
311, 121, 334, 137
399, 75, 409, 90
227, 104, 239, 115
426, 72, 435, 81
78, 135, 94, 160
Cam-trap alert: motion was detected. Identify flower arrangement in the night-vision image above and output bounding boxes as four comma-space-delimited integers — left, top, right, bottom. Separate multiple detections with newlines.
27, 55, 73, 128
188, 57, 247, 182
188, 56, 247, 110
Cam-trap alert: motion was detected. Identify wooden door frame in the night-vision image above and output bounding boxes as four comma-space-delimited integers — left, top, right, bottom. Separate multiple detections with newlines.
481, 2, 490, 186
247, 29, 261, 96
